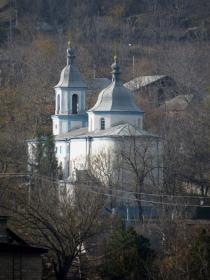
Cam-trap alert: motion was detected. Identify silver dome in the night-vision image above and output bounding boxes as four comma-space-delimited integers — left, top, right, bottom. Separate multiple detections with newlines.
55, 44, 86, 88
88, 57, 143, 113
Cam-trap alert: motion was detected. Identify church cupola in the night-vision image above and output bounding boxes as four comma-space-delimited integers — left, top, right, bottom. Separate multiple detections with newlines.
88, 56, 144, 132
52, 42, 88, 135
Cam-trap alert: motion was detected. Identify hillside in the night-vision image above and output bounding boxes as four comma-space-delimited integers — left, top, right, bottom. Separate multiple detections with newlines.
0, 0, 210, 174
1, 0, 210, 43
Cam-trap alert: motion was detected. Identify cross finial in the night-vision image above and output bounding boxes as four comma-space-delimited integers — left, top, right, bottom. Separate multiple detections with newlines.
111, 55, 121, 83
66, 40, 75, 65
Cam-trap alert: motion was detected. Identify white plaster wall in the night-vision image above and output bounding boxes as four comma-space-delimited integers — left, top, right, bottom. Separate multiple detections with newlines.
55, 88, 68, 114
55, 88, 62, 114
110, 114, 143, 129
88, 112, 112, 131
114, 137, 162, 187
27, 142, 36, 170
81, 90, 86, 111
68, 137, 116, 179
67, 135, 161, 187
71, 120, 83, 130
88, 112, 143, 132
60, 119, 68, 134
52, 118, 59, 135
52, 118, 68, 135
91, 138, 115, 155
55, 88, 86, 115
61, 89, 67, 114
69, 139, 88, 178
55, 141, 70, 178
88, 112, 94, 131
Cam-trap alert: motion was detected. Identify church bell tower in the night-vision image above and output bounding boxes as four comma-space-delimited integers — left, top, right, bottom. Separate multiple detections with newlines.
52, 42, 87, 135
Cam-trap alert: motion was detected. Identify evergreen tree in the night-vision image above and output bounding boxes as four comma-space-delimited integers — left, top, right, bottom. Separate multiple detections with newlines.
34, 128, 59, 179
42, 132, 58, 178
101, 224, 155, 280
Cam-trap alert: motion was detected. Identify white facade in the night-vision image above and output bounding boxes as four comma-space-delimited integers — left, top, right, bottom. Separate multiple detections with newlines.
68, 137, 116, 179
55, 88, 86, 115
52, 55, 161, 183
55, 141, 70, 178
28, 49, 161, 188
88, 112, 143, 132
51, 44, 87, 136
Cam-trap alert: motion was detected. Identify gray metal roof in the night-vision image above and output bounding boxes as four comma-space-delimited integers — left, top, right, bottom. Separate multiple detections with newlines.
87, 78, 111, 91
55, 123, 158, 140
55, 45, 86, 88
88, 58, 143, 113
124, 75, 167, 91
55, 65, 86, 88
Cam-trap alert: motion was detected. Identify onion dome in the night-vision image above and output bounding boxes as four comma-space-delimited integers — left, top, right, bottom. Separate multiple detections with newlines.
88, 56, 143, 113
55, 41, 86, 88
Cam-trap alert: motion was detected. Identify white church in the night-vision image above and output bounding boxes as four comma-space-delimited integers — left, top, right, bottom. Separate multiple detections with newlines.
28, 43, 161, 185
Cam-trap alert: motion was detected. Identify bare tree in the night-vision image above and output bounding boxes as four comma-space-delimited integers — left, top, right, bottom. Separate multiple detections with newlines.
85, 132, 162, 224
0, 175, 105, 280
118, 134, 162, 222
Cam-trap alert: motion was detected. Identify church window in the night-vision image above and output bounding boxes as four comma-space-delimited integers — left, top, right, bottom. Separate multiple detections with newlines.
57, 94, 60, 114
100, 118, 105, 130
72, 94, 78, 114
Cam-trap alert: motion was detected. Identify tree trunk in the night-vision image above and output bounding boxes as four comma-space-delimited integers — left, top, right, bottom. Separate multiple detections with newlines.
136, 193, 143, 223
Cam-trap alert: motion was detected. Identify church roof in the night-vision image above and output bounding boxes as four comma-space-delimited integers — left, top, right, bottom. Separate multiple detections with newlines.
55, 123, 158, 140
88, 57, 143, 113
55, 42, 86, 88
87, 78, 111, 92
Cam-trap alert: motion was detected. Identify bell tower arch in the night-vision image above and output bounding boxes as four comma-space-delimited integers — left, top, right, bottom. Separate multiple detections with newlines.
52, 42, 88, 135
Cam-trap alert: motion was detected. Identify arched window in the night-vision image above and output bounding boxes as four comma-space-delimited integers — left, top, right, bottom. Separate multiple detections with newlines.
57, 94, 60, 114
72, 94, 78, 114
100, 118, 105, 130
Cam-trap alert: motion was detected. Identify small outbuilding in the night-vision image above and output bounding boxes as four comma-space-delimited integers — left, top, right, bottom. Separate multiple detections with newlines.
0, 216, 47, 280
124, 75, 177, 106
